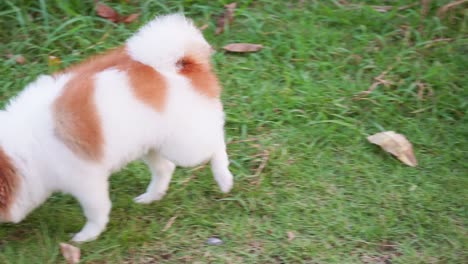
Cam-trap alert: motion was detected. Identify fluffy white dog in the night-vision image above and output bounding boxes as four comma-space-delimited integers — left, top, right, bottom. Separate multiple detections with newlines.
0, 14, 234, 242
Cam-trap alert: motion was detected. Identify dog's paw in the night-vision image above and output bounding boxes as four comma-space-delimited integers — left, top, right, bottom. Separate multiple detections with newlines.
134, 192, 165, 204
217, 171, 234, 193
71, 231, 98, 243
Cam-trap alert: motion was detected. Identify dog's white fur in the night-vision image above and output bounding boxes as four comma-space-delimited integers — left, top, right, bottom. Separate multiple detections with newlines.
0, 14, 233, 242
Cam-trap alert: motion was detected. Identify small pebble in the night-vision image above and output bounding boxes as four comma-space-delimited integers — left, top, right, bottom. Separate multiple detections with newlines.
206, 237, 224, 246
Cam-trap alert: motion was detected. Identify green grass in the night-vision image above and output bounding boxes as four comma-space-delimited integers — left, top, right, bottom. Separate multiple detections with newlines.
1, 0, 467, 263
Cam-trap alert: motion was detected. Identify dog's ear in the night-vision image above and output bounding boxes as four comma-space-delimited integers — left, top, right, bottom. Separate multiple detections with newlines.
0, 147, 18, 220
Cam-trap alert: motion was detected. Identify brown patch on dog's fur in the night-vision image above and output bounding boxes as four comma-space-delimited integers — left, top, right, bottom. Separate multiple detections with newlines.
178, 55, 221, 98
54, 74, 104, 161
118, 60, 167, 112
53, 46, 167, 161
54, 43, 218, 161
0, 147, 19, 220
54, 47, 130, 161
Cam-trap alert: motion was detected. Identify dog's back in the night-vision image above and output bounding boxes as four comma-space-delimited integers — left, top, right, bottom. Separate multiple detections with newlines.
52, 14, 224, 170
0, 14, 233, 242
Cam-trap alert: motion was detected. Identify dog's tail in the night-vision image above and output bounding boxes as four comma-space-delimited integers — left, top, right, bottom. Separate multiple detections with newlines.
126, 13, 211, 72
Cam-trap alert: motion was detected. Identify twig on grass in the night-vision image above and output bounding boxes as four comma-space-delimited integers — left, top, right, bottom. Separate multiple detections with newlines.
162, 216, 177, 232
353, 239, 398, 249
181, 173, 198, 186
199, 24, 209, 31
188, 164, 207, 172
419, 0, 431, 32
227, 137, 260, 145
334, 2, 419, 12
416, 81, 434, 100
421, 38, 453, 48
437, 0, 468, 18
180, 165, 206, 187
353, 65, 395, 100
87, 32, 110, 51
251, 149, 270, 187
370, 3, 419, 13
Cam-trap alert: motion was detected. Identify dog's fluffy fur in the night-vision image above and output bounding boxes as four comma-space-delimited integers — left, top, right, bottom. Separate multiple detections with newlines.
0, 14, 233, 242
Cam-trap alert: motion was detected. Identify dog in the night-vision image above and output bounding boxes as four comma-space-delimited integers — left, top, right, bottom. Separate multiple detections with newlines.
0, 14, 234, 242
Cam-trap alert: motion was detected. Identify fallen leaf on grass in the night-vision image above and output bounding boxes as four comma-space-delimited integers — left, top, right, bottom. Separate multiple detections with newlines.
48, 55, 62, 67
60, 243, 80, 264
223, 43, 263, 53
287, 231, 295, 241
7, 54, 26, 64
96, 2, 119, 22
216, 2, 237, 35
122, 13, 140, 23
96, 2, 140, 24
15, 55, 26, 64
367, 131, 417, 167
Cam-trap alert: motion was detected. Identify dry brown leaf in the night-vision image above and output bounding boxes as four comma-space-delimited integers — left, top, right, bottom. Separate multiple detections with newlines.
367, 131, 418, 167
287, 231, 295, 241
96, 3, 119, 22
15, 55, 26, 64
216, 2, 237, 35
7, 54, 26, 64
96, 2, 140, 24
60, 243, 80, 264
122, 13, 140, 23
223, 43, 263, 53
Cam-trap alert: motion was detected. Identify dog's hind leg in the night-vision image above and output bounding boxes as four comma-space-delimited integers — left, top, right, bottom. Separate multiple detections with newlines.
134, 150, 176, 204
71, 176, 111, 243
210, 145, 234, 193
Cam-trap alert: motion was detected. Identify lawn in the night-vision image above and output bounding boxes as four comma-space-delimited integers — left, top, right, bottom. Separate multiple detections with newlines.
0, 0, 467, 263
